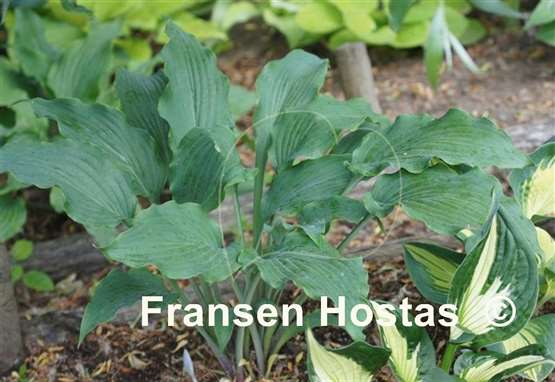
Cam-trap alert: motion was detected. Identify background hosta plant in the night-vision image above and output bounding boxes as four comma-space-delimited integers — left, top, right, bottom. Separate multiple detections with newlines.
0, 22, 553, 381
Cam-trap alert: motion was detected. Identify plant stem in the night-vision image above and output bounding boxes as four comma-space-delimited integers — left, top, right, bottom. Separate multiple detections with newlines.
233, 185, 246, 247
440, 343, 459, 373
337, 214, 373, 252
167, 279, 235, 376
253, 140, 269, 252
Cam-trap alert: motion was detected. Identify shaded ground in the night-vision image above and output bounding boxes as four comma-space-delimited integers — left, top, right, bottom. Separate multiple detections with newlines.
3, 20, 555, 382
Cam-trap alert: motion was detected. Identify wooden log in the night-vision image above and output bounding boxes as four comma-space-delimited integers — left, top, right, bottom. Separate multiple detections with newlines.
335, 42, 382, 113
0, 244, 24, 374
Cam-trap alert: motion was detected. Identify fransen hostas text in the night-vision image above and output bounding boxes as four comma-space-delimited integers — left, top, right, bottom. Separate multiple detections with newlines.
141, 296, 459, 329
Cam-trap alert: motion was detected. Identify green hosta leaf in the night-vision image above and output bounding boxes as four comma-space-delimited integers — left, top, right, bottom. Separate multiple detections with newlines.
0, 194, 26, 242
448, 197, 540, 346
0, 58, 27, 105
49, 186, 66, 214
0, 174, 26, 196
370, 302, 451, 382
364, 165, 498, 236
263, 155, 353, 220
48, 21, 120, 101
31, 98, 167, 203
255, 232, 368, 339
350, 109, 529, 177
217, 1, 259, 31
271, 95, 381, 170
79, 268, 177, 344
536, 227, 555, 272
469, 0, 525, 19
22, 270, 54, 292
228, 84, 256, 121
306, 329, 389, 382
392, 21, 430, 48
425, 5, 447, 88
492, 314, 555, 381
13, 8, 59, 84
170, 128, 250, 210
299, 196, 367, 238
526, 0, 555, 29
455, 346, 554, 382
328, 0, 378, 40
389, 0, 413, 31
262, 9, 321, 48
157, 12, 227, 45
404, 242, 464, 304
115, 69, 170, 164
107, 201, 229, 280
0, 135, 137, 233
295, 2, 343, 34
536, 21, 555, 47
459, 19, 487, 45
329, 27, 396, 49
510, 140, 555, 220
11, 239, 33, 262
253, 49, 327, 150
159, 22, 235, 153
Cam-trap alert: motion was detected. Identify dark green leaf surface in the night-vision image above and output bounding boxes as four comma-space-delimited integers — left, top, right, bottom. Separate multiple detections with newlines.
79, 268, 177, 344
32, 98, 167, 203
48, 21, 120, 101
107, 201, 229, 280
351, 109, 529, 177
22, 270, 54, 292
365, 165, 498, 236
0, 194, 26, 242
263, 155, 353, 220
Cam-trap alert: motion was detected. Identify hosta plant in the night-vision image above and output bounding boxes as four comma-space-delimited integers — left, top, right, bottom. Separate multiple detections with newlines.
0, 23, 553, 381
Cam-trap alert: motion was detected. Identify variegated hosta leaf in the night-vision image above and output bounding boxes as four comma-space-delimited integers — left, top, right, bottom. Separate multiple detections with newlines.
536, 227, 555, 303
0, 136, 136, 236
48, 21, 120, 101
158, 22, 235, 153
364, 165, 498, 237
510, 140, 555, 220
349, 109, 529, 177
455, 346, 554, 382
0, 194, 26, 242
491, 314, 555, 381
253, 49, 328, 151
255, 231, 368, 339
448, 197, 540, 346
370, 302, 447, 382
306, 329, 390, 382
31, 98, 167, 203
271, 96, 379, 170
106, 201, 231, 280
263, 155, 354, 220
404, 242, 465, 304
299, 196, 367, 239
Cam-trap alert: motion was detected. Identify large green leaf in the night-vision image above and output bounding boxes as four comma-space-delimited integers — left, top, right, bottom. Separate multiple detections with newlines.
491, 314, 555, 381
115, 69, 170, 164
455, 346, 554, 382
48, 21, 120, 101
389, 0, 414, 31
448, 197, 540, 346
271, 96, 375, 170
0, 58, 28, 105
159, 22, 235, 153
364, 165, 498, 236
263, 155, 353, 220
350, 109, 529, 177
404, 242, 464, 304
79, 268, 177, 344
106, 201, 230, 280
31, 98, 167, 203
228, 84, 257, 121
253, 49, 328, 150
424, 5, 447, 88
306, 329, 389, 382
0, 135, 136, 233
328, 0, 378, 40
509, 140, 555, 220
170, 128, 250, 210
370, 302, 452, 382
255, 231, 368, 339
0, 194, 26, 242
13, 8, 59, 85
536, 21, 555, 47
295, 2, 343, 34
526, 0, 555, 29
262, 9, 321, 48
469, 0, 525, 19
